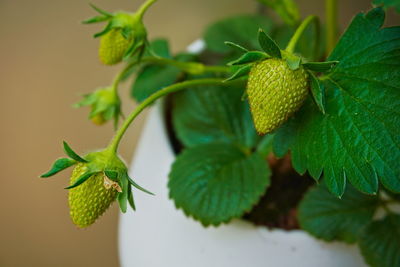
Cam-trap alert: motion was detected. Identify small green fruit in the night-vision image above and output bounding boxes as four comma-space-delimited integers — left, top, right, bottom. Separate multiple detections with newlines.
99, 28, 132, 65
68, 163, 118, 228
247, 58, 309, 134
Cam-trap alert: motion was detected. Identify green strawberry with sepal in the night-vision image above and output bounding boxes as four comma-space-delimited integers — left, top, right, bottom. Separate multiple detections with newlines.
83, 4, 148, 65
41, 141, 153, 228
225, 28, 338, 134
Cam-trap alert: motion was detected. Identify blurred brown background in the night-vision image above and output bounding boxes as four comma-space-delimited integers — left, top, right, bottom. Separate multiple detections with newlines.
0, 0, 397, 266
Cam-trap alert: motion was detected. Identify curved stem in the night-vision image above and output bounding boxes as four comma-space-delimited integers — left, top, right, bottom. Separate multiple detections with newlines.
107, 78, 229, 153
326, 0, 338, 55
285, 15, 319, 54
141, 57, 231, 74
136, 0, 158, 20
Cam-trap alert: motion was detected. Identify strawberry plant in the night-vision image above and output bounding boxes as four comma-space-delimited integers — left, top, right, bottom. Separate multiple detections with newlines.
41, 0, 400, 265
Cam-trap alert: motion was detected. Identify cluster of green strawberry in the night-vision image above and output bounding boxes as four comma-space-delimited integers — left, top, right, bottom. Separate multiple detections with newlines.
41, 2, 155, 228
76, 4, 150, 127
41, 142, 152, 228
227, 28, 337, 134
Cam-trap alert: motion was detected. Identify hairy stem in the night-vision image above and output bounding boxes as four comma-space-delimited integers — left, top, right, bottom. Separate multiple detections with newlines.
108, 78, 230, 153
326, 0, 338, 55
285, 15, 319, 55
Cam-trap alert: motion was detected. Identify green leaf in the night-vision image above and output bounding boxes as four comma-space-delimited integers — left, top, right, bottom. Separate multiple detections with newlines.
258, 29, 281, 58
359, 214, 400, 267
131, 53, 195, 102
63, 141, 87, 163
373, 0, 400, 12
257, 0, 300, 26
308, 72, 326, 114
145, 38, 171, 58
228, 51, 268, 65
65, 172, 94, 189
131, 64, 180, 102
172, 84, 257, 148
168, 143, 271, 226
302, 61, 339, 72
204, 15, 273, 54
41, 158, 76, 178
273, 8, 400, 196
299, 183, 378, 243
224, 65, 251, 81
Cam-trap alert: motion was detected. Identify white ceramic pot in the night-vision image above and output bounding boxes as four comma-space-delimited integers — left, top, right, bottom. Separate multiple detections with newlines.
118, 104, 367, 267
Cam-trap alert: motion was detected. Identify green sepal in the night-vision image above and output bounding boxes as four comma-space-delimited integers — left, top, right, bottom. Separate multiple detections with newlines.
308, 71, 326, 114
224, 41, 249, 53
117, 174, 129, 213
126, 175, 154, 195
123, 39, 145, 60
281, 50, 301, 70
63, 141, 88, 163
104, 170, 119, 181
93, 22, 112, 38
303, 61, 339, 72
82, 15, 111, 24
89, 3, 113, 17
258, 29, 281, 58
41, 158, 76, 178
228, 51, 269, 66
127, 184, 136, 211
64, 171, 95, 189
224, 65, 251, 82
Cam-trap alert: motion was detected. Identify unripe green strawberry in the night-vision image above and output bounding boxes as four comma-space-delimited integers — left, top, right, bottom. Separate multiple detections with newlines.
68, 163, 118, 228
247, 58, 309, 134
99, 28, 132, 65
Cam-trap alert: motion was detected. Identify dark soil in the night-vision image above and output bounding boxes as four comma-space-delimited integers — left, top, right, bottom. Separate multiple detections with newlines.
163, 80, 314, 231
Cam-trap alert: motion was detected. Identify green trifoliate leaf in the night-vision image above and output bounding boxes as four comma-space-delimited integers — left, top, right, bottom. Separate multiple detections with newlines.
299, 183, 378, 243
273, 8, 400, 196
373, 0, 400, 12
204, 15, 273, 54
168, 143, 271, 226
258, 29, 281, 58
257, 0, 300, 26
359, 214, 400, 267
41, 158, 76, 178
173, 84, 257, 148
65, 171, 95, 189
302, 61, 339, 72
228, 51, 268, 65
308, 72, 326, 114
63, 141, 87, 163
224, 65, 251, 81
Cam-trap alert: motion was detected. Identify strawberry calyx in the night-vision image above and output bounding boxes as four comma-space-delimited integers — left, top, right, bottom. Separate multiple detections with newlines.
83, 4, 149, 64
74, 86, 121, 127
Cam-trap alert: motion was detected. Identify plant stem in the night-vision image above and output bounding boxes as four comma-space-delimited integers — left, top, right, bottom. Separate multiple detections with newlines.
108, 78, 228, 153
325, 0, 338, 55
285, 15, 319, 54
136, 0, 158, 20
141, 57, 231, 74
